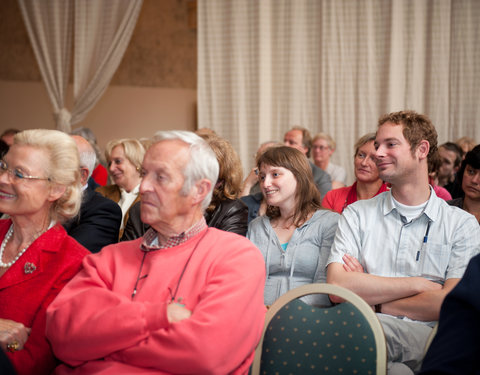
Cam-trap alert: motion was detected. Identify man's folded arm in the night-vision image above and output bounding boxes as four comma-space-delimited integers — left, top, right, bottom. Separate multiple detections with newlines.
381, 278, 459, 321
326, 262, 441, 306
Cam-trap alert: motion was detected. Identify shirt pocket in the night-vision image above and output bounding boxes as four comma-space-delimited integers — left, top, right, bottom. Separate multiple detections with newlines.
264, 277, 282, 306
419, 243, 450, 282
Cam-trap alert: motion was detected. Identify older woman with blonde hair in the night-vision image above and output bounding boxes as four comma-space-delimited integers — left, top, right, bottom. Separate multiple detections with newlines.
247, 146, 339, 306
0, 129, 88, 375
97, 138, 145, 237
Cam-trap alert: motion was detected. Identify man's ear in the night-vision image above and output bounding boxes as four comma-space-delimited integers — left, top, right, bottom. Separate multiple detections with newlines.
79, 167, 89, 186
416, 140, 430, 161
191, 179, 212, 206
48, 183, 67, 202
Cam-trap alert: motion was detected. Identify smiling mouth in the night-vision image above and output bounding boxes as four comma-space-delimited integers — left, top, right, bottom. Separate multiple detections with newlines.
263, 190, 279, 197
376, 162, 391, 169
0, 191, 15, 199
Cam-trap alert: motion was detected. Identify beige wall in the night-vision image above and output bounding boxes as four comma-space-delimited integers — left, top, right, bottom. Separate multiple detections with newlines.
0, 0, 197, 150
0, 80, 196, 149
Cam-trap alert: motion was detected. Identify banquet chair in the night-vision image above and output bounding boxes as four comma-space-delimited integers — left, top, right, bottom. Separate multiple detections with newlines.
251, 283, 387, 375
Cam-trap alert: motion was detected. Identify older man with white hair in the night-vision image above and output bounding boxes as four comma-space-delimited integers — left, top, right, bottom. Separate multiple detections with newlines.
46, 131, 266, 375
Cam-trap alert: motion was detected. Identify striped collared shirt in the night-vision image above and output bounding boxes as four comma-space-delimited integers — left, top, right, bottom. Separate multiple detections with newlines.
141, 217, 207, 251
328, 188, 480, 282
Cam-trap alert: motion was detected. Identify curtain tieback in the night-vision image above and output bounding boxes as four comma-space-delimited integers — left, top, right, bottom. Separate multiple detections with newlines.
54, 108, 72, 133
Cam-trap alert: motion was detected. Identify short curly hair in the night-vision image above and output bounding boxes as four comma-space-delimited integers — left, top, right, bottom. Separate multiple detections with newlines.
14, 129, 82, 224
378, 110, 438, 160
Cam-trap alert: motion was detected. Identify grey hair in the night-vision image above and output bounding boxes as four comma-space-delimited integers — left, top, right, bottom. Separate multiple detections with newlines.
14, 129, 82, 224
153, 130, 219, 211
78, 143, 96, 179
71, 126, 106, 166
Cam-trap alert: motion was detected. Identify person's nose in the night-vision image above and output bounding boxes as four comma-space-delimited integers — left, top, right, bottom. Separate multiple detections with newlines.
374, 145, 385, 160
0, 169, 11, 184
108, 162, 115, 173
471, 172, 480, 185
139, 174, 152, 194
360, 156, 369, 166
261, 175, 271, 188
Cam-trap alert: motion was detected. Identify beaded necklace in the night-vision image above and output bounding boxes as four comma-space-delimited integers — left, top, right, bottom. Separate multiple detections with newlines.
0, 224, 42, 268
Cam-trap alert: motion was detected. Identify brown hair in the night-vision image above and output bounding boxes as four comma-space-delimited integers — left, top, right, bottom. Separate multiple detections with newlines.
290, 126, 313, 158
197, 132, 243, 211
257, 146, 322, 227
439, 142, 463, 168
378, 110, 438, 160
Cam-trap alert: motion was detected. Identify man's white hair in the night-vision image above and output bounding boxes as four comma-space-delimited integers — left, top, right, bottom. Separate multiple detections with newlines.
153, 130, 219, 211
78, 143, 96, 179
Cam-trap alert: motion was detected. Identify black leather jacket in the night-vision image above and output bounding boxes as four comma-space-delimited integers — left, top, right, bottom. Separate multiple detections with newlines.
121, 198, 248, 241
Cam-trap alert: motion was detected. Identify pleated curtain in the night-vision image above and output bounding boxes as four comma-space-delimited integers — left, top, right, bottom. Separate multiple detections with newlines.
198, 0, 480, 183
18, 0, 143, 133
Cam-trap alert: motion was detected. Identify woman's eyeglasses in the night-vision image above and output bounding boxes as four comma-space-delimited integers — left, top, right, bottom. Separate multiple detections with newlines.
0, 160, 50, 182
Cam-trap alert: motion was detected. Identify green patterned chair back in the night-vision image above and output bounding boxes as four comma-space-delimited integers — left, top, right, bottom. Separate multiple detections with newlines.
251, 284, 387, 375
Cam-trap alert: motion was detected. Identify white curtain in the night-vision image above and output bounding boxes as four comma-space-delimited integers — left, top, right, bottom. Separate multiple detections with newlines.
17, 0, 73, 131
198, 0, 480, 184
18, 0, 143, 133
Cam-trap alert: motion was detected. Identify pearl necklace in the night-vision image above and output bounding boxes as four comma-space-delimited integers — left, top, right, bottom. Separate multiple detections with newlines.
0, 224, 34, 268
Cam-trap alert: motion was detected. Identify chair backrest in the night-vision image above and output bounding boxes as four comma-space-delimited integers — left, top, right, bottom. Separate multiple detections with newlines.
423, 322, 438, 357
251, 283, 387, 375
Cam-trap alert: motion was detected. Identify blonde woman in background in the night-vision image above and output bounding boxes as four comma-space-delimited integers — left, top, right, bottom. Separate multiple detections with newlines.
322, 133, 388, 213
96, 138, 145, 237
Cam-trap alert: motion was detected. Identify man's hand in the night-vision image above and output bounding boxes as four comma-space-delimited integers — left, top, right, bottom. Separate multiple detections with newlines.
167, 303, 192, 323
0, 318, 31, 352
342, 254, 364, 273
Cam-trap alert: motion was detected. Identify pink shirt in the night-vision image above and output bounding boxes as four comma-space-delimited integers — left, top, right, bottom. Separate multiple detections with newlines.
46, 228, 266, 374
433, 184, 452, 201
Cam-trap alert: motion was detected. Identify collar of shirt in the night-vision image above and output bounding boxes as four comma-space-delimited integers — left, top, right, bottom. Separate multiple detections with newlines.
141, 216, 207, 251
120, 184, 140, 201
383, 186, 439, 223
